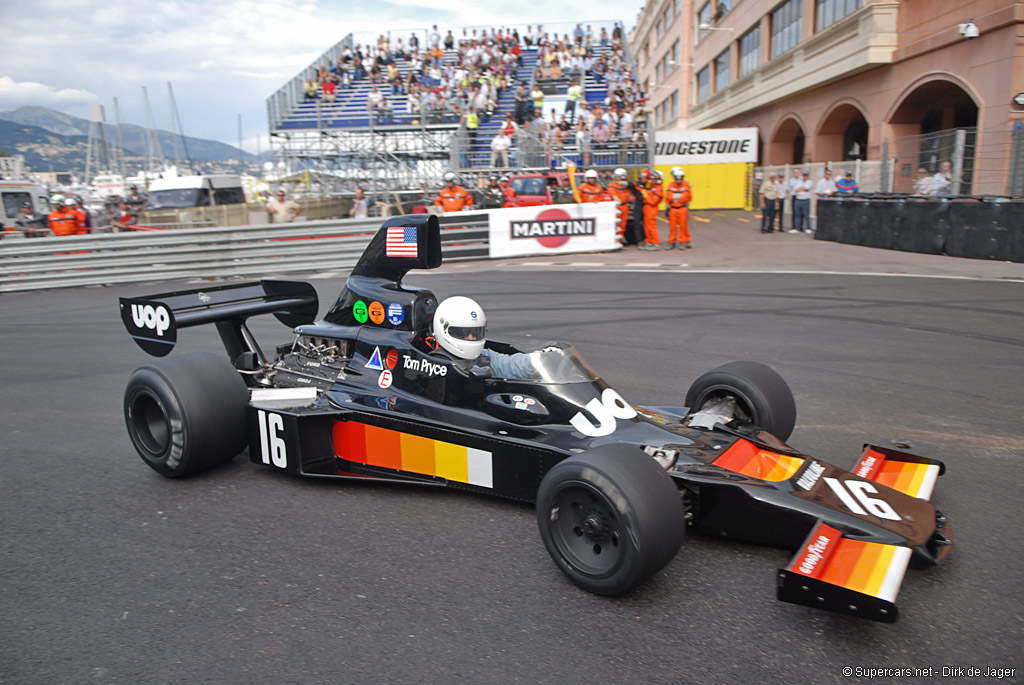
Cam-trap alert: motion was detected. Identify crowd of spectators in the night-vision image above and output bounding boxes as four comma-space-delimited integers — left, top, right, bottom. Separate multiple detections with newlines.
298, 22, 646, 139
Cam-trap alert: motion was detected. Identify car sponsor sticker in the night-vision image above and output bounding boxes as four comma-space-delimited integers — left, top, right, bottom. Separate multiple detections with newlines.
368, 301, 385, 325
569, 388, 637, 437
378, 370, 393, 388
353, 300, 369, 323
385, 349, 398, 369
387, 303, 405, 326
366, 346, 384, 371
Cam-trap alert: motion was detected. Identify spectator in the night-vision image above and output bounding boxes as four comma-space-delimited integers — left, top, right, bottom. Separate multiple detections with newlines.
913, 167, 933, 195
444, 30, 455, 50
490, 129, 512, 168
304, 79, 319, 100
815, 168, 837, 197
348, 187, 375, 219
112, 201, 135, 232
265, 190, 302, 223
759, 173, 779, 233
789, 170, 812, 234
14, 201, 46, 234
565, 79, 582, 123
126, 185, 148, 211
836, 170, 859, 194
931, 161, 953, 196
322, 76, 338, 103
592, 118, 611, 149
49, 197, 81, 236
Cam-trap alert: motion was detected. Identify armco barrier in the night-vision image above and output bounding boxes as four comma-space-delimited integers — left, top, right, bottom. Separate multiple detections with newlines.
0, 217, 489, 293
816, 196, 1024, 263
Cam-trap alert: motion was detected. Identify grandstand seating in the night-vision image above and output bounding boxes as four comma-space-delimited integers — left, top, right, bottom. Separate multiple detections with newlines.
270, 27, 649, 173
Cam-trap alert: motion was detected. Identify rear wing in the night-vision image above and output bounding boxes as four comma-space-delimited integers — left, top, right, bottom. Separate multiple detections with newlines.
120, 280, 318, 357
777, 521, 911, 623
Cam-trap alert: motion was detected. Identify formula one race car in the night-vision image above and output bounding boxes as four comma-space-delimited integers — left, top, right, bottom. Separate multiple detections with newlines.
119, 214, 953, 622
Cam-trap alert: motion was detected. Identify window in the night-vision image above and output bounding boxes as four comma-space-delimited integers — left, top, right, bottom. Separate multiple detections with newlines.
771, 0, 802, 58
739, 25, 760, 76
675, 0, 681, 17
671, 39, 679, 66
714, 49, 730, 92
1, 191, 31, 219
816, 0, 861, 31
656, 63, 662, 84
663, 6, 671, 30
697, 66, 710, 102
670, 90, 678, 120
697, 2, 712, 40
657, 20, 663, 41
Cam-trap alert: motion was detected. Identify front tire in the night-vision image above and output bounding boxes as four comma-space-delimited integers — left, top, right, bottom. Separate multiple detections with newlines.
124, 352, 249, 477
684, 360, 796, 441
536, 444, 686, 595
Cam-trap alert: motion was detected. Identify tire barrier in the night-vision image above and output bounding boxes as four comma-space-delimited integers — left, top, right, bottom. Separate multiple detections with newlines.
816, 196, 1024, 263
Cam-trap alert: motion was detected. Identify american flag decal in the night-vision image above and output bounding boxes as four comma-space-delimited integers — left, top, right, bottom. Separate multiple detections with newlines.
386, 226, 418, 257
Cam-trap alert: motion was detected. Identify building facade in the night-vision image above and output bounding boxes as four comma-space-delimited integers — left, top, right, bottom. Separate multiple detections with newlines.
632, 0, 1024, 196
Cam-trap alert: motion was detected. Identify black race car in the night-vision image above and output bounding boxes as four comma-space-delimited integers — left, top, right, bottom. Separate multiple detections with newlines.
120, 214, 953, 622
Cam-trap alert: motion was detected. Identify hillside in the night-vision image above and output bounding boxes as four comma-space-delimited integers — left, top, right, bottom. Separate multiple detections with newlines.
0, 106, 260, 174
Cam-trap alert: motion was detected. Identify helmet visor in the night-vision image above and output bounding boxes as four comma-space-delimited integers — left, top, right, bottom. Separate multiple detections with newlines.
447, 324, 486, 341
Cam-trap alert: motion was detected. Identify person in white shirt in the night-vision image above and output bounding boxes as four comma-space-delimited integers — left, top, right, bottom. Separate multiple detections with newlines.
815, 169, 837, 197
789, 170, 813, 233
931, 160, 953, 196
490, 131, 512, 168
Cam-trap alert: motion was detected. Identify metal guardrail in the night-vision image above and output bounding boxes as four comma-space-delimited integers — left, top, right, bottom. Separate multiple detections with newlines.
0, 218, 490, 293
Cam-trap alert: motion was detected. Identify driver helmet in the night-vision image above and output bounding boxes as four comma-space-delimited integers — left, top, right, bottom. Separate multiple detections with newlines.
671, 166, 685, 179
584, 169, 598, 180
443, 172, 457, 184
433, 296, 487, 360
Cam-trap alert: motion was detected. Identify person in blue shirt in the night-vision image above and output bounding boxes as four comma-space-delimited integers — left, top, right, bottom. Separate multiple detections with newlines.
836, 170, 859, 194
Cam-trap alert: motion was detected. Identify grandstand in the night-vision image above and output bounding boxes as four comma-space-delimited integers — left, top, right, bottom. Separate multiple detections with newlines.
266, 21, 651, 196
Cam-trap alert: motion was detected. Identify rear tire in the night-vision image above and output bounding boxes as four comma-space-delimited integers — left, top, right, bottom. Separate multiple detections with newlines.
684, 360, 796, 441
536, 444, 686, 595
124, 352, 249, 477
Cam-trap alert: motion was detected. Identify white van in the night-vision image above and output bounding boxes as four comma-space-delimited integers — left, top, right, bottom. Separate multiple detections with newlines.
0, 180, 53, 230
146, 174, 247, 209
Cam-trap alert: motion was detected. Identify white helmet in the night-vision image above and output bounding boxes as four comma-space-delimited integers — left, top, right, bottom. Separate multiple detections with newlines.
443, 172, 457, 183
51, 194, 65, 206
433, 296, 487, 360
671, 166, 685, 179
613, 168, 627, 179
584, 169, 598, 180
652, 169, 664, 181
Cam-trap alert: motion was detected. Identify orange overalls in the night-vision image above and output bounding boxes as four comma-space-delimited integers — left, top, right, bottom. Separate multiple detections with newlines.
578, 181, 609, 203
641, 182, 663, 245
610, 181, 635, 241
48, 209, 80, 236
501, 185, 516, 208
435, 185, 473, 212
666, 180, 692, 246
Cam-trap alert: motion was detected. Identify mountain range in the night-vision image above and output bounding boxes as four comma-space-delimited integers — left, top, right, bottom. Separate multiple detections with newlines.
0, 106, 264, 176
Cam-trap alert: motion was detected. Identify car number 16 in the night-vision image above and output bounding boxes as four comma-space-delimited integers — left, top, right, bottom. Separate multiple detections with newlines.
257, 410, 288, 468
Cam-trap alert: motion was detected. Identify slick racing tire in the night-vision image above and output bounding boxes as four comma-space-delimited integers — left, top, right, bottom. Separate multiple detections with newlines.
684, 360, 796, 442
536, 444, 686, 596
124, 352, 249, 478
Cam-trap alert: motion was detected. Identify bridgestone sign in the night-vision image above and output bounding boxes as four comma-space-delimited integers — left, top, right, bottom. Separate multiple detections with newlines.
654, 128, 758, 165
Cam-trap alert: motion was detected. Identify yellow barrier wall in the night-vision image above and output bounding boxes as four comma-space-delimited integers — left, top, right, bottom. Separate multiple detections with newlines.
654, 163, 748, 210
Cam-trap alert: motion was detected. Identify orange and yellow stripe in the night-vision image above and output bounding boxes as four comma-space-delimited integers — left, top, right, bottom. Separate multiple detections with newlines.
713, 439, 805, 482
873, 460, 940, 501
332, 421, 493, 488
789, 522, 912, 602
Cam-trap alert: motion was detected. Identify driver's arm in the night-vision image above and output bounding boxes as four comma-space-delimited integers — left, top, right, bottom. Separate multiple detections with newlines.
480, 348, 538, 380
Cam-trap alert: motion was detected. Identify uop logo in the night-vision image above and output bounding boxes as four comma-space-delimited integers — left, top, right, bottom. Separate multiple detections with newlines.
570, 388, 637, 437
510, 208, 596, 248
131, 304, 171, 337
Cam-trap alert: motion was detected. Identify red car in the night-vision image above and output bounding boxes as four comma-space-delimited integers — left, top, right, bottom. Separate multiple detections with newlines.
507, 172, 572, 206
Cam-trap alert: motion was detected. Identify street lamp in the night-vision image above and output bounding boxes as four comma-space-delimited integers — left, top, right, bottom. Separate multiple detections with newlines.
698, 23, 734, 32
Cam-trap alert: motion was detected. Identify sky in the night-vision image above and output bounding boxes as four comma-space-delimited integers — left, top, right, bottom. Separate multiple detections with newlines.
0, 0, 646, 155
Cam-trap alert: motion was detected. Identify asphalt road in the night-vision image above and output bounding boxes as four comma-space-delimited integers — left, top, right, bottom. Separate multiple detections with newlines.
2, 228, 1023, 683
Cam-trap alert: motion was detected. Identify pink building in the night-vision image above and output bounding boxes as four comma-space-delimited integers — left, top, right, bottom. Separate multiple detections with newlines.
634, 0, 1024, 195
